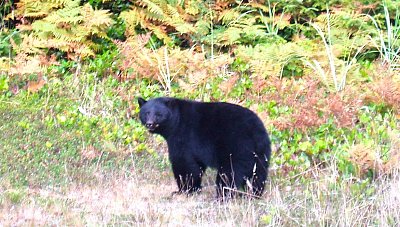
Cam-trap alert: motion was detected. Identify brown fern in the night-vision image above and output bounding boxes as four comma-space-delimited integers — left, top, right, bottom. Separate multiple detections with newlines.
349, 143, 382, 177
349, 129, 400, 176
264, 76, 361, 131
368, 76, 400, 113
115, 34, 233, 90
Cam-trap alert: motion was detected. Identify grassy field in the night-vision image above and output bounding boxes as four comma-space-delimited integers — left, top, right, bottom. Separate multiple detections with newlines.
0, 83, 399, 226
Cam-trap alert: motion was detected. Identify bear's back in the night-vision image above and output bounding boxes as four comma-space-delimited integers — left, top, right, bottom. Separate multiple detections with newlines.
174, 99, 268, 146
181, 100, 265, 131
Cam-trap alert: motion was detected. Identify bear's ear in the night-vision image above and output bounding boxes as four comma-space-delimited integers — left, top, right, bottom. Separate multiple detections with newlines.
137, 97, 147, 108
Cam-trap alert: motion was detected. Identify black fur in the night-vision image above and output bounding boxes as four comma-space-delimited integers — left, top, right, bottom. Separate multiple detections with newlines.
138, 97, 271, 198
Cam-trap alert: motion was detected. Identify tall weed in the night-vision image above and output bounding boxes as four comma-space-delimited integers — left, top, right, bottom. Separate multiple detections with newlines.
365, 4, 400, 70
304, 9, 368, 91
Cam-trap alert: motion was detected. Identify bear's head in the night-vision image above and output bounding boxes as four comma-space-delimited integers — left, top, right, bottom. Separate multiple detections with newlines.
138, 97, 176, 136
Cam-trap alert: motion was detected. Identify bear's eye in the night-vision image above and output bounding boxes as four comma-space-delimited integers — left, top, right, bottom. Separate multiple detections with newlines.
155, 113, 162, 118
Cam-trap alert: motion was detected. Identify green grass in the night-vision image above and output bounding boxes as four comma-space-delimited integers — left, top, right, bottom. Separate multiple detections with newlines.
0, 77, 399, 226
0, 83, 166, 189
1, 104, 79, 186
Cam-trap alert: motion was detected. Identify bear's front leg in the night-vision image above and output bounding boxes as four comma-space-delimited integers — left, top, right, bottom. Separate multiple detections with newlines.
170, 158, 203, 194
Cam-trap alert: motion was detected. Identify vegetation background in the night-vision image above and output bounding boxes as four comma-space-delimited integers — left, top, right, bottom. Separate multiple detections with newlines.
0, 0, 399, 225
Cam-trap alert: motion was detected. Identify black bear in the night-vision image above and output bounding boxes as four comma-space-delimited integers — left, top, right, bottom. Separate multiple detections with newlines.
138, 97, 271, 198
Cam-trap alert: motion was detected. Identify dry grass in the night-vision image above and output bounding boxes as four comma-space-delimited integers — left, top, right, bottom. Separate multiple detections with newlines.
1, 158, 399, 226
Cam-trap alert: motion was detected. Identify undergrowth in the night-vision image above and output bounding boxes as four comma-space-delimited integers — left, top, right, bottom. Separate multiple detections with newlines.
0, 73, 399, 225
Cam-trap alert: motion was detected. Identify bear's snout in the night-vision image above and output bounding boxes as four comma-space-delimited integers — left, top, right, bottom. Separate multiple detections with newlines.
145, 122, 159, 131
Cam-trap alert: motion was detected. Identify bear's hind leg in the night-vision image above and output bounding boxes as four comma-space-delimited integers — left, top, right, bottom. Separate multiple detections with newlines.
245, 174, 266, 197
215, 170, 232, 198
216, 168, 246, 198
247, 160, 268, 197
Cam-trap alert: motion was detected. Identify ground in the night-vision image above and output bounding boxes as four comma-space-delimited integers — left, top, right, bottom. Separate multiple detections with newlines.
2, 165, 400, 226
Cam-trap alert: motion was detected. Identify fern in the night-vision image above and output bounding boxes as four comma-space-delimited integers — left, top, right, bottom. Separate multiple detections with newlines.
218, 9, 241, 25
11, 0, 81, 19
185, 0, 201, 15
115, 34, 233, 91
120, 0, 198, 44
214, 27, 242, 46
236, 42, 293, 77
12, 0, 113, 59
118, 0, 292, 49
203, 6, 280, 47
140, 0, 165, 17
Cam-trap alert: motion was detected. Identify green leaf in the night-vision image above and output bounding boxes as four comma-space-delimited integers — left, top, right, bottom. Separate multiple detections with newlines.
299, 141, 312, 152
